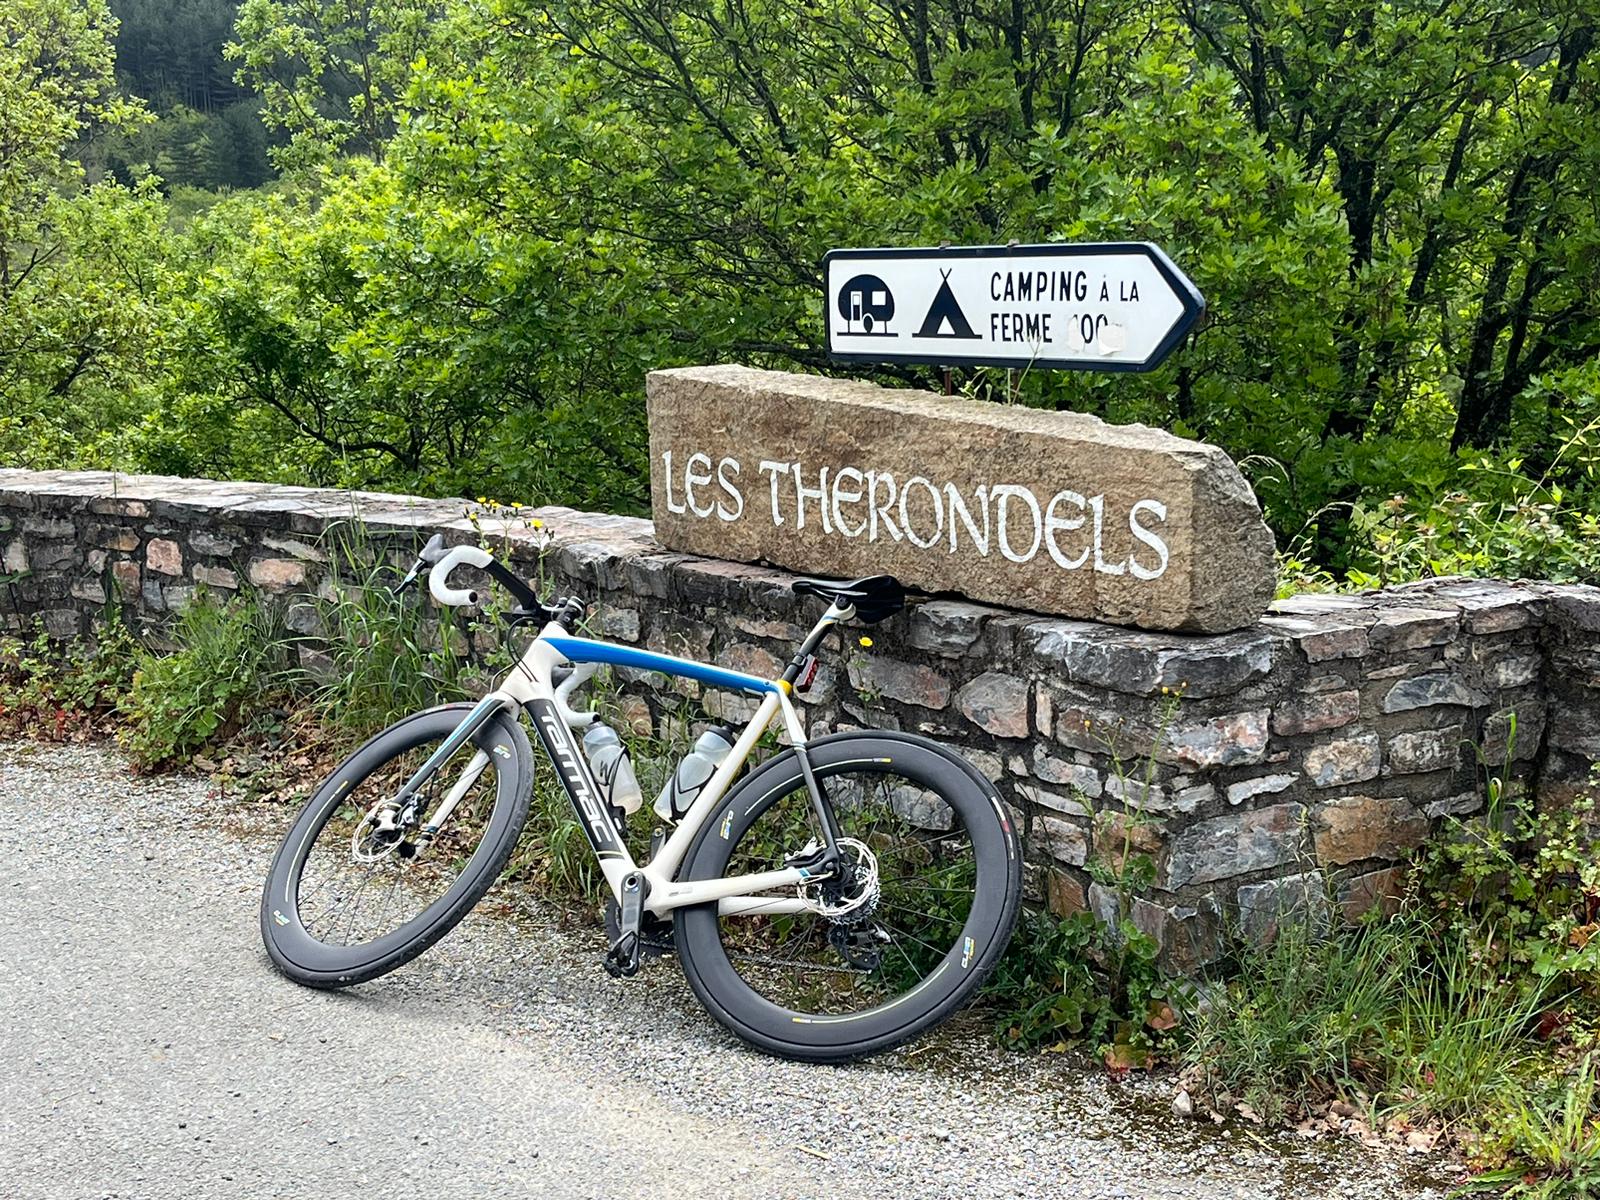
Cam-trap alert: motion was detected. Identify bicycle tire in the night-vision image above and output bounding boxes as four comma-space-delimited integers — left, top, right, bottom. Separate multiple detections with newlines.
260, 702, 533, 989
674, 730, 1022, 1062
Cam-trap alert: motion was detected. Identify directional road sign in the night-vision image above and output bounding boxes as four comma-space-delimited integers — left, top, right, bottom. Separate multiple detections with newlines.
824, 242, 1204, 373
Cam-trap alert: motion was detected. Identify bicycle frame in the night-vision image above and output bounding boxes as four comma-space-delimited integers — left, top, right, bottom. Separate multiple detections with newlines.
419, 600, 853, 921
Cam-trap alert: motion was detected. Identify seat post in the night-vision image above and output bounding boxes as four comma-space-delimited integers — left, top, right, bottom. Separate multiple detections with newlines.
783, 601, 853, 683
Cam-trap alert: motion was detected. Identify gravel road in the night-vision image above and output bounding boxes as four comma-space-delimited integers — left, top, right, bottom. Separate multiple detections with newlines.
1, 741, 1453, 1200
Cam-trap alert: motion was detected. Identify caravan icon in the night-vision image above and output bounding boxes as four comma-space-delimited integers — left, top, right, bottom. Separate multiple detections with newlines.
836, 274, 897, 336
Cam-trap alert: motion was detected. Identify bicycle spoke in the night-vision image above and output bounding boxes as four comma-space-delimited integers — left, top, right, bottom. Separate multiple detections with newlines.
715, 764, 979, 1017
294, 735, 500, 949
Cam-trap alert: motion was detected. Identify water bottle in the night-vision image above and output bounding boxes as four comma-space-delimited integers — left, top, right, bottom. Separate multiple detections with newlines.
582, 722, 643, 814
653, 727, 735, 822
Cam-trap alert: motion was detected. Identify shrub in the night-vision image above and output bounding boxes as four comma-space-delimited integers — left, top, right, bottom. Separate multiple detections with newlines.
0, 619, 139, 728
118, 592, 286, 768
293, 524, 494, 735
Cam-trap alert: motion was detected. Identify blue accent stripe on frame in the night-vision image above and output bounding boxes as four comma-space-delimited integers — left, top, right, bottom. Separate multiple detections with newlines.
544, 637, 779, 695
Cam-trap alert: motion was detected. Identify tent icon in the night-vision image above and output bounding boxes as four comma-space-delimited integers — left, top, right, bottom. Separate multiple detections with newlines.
915, 269, 979, 339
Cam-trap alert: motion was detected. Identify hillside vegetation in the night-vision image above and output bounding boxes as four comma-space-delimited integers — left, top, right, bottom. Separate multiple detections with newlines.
3, 0, 1600, 584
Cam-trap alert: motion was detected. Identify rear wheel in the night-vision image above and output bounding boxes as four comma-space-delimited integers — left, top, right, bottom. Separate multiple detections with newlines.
260, 703, 533, 988
675, 732, 1021, 1062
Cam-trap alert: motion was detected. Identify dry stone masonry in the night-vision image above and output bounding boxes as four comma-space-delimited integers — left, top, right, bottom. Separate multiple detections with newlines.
3, 467, 1598, 974
647, 365, 1277, 634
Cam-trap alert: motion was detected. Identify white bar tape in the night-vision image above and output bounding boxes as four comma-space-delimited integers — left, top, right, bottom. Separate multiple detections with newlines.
428, 544, 494, 607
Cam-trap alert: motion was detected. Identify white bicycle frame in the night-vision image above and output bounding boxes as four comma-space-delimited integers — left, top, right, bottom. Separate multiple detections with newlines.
417, 544, 850, 921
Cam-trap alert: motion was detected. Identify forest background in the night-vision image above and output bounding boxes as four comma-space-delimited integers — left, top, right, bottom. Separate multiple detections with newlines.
5, 0, 1600, 588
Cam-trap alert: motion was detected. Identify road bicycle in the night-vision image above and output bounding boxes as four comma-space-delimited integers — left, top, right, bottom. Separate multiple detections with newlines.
260, 535, 1022, 1061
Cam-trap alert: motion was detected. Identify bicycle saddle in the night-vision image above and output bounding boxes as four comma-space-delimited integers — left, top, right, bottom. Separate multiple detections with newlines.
790, 574, 906, 623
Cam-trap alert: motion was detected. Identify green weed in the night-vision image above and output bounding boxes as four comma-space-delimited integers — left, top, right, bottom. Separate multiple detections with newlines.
0, 616, 139, 725
117, 591, 286, 768
1183, 907, 1414, 1125
1464, 1061, 1600, 1198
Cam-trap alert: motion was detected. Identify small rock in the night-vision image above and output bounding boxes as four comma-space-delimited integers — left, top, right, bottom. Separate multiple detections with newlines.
1171, 1089, 1194, 1118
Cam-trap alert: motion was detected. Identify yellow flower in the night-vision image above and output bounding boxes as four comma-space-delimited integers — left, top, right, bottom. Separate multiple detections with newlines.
476, 496, 487, 504
858, 636, 873, 648
531, 518, 544, 529
1161, 685, 1170, 695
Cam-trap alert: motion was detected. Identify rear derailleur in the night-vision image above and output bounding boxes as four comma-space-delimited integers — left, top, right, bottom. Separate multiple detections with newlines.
827, 921, 892, 972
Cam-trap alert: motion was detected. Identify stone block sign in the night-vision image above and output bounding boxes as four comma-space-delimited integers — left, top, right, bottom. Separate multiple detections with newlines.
646, 364, 1276, 633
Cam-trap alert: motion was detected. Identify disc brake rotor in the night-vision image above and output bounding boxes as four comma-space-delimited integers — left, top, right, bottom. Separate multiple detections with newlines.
350, 801, 407, 863
797, 837, 881, 923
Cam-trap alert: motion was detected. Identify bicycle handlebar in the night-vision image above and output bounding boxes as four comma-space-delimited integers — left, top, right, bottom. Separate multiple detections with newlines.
428, 544, 493, 607
424, 540, 584, 626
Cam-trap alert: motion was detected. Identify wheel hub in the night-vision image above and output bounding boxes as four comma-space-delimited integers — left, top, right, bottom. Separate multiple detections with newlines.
797, 837, 880, 923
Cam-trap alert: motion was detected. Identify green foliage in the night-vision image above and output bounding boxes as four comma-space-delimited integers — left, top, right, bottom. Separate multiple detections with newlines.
0, 0, 164, 466
293, 527, 478, 732
989, 905, 1171, 1064
1465, 1061, 1600, 1199
124, 162, 649, 507
0, 621, 140, 722
118, 591, 286, 767
102, 99, 275, 191
1416, 722, 1600, 1009
0, 0, 145, 217
1185, 911, 1414, 1125
1184, 908, 1550, 1129
0, 178, 173, 470
103, 0, 277, 190
228, 0, 447, 170
110, 0, 251, 114
11, 0, 1600, 573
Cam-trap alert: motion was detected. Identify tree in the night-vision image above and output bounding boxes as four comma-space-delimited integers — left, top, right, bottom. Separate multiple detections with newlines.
227, 0, 449, 169
0, 0, 162, 468
1180, 0, 1600, 450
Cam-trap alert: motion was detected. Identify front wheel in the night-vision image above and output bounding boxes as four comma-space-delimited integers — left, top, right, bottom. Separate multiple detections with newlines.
261, 702, 533, 988
675, 732, 1022, 1062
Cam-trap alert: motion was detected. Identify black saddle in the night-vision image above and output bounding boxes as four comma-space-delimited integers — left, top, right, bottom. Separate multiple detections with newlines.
791, 574, 906, 624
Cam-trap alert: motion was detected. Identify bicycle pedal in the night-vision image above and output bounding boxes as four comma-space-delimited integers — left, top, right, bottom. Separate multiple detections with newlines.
604, 933, 641, 978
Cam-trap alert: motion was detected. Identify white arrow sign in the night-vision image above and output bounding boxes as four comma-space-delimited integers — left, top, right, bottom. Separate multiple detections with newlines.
824, 242, 1204, 373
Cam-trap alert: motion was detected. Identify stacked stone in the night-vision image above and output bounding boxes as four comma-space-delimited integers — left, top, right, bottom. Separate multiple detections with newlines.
2, 467, 1596, 975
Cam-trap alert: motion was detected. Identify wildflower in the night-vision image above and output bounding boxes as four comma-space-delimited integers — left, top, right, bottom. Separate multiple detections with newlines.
1161, 685, 1170, 695
858, 636, 873, 648
476, 496, 487, 504
531, 519, 544, 530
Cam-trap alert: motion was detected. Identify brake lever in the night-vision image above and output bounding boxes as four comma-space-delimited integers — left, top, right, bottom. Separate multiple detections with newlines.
391, 558, 426, 595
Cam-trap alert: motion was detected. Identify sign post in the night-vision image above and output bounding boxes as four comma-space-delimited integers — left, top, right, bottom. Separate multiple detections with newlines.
824, 242, 1204, 373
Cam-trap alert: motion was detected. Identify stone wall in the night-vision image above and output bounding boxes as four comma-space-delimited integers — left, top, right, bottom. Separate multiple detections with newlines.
4, 467, 1598, 972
